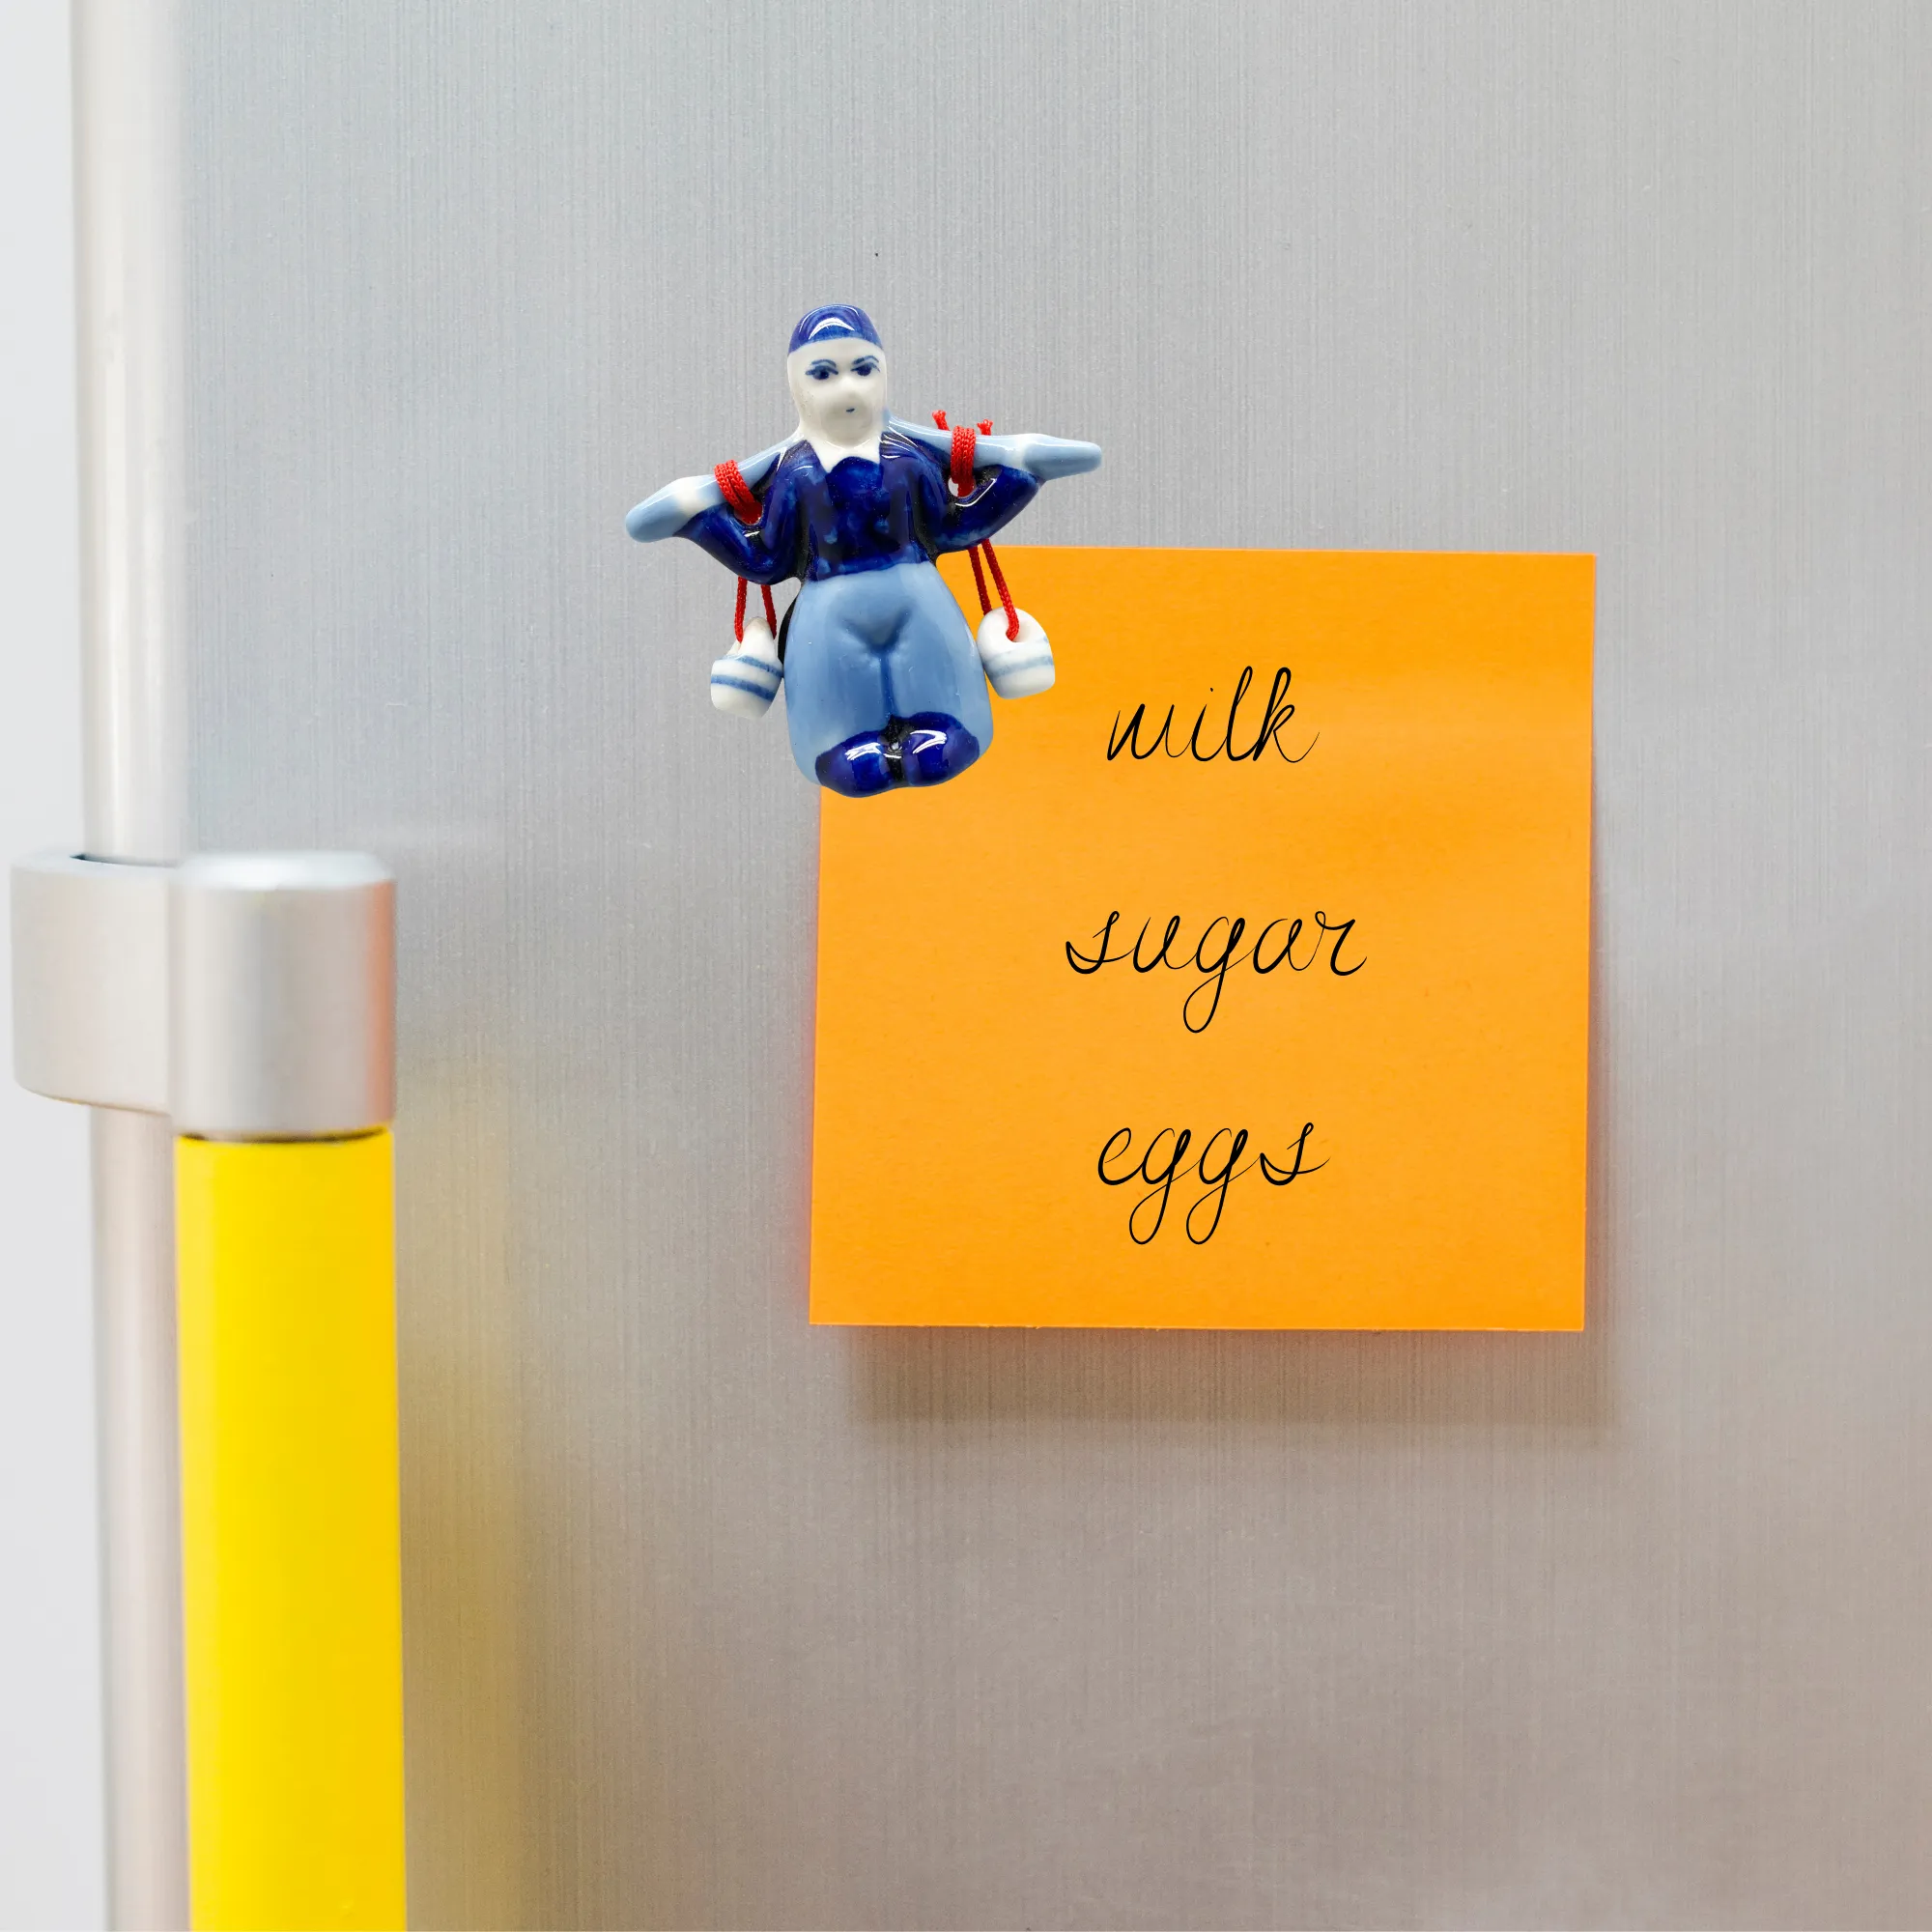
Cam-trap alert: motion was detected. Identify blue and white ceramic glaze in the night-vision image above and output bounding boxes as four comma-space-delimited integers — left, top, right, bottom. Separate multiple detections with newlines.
625, 305, 1100, 796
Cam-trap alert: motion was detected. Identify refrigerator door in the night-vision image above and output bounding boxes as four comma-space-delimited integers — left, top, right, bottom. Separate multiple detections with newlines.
160, 6, 1932, 1925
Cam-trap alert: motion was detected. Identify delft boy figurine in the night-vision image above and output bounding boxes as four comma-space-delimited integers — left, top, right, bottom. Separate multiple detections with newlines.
625, 305, 1101, 797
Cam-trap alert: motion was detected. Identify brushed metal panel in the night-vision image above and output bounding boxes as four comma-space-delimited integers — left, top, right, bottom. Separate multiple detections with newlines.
180, 4, 1932, 1924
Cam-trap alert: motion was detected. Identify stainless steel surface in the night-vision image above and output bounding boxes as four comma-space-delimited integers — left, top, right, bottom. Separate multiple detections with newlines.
179, 4, 1932, 1925
170, 852, 395, 1140
73, 0, 190, 1920
12, 856, 170, 1115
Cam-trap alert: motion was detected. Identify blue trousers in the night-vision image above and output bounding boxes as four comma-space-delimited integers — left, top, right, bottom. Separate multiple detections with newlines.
781, 560, 994, 784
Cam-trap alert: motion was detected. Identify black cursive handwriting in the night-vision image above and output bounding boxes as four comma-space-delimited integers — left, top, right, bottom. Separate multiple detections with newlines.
1096, 1122, 1323, 1243
1066, 910, 1366, 1032
1107, 667, 1317, 765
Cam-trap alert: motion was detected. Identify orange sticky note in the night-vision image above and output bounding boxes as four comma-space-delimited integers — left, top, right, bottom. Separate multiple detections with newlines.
810, 547, 1593, 1329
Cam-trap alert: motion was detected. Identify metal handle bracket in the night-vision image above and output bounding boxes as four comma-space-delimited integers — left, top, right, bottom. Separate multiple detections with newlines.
12, 849, 395, 1138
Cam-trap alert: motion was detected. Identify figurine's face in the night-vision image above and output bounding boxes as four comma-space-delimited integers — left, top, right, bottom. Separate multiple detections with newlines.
786, 337, 888, 448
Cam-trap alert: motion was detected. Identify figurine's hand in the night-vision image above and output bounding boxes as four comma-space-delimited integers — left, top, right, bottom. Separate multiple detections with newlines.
1004, 435, 1103, 481
625, 474, 715, 542
886, 418, 1100, 483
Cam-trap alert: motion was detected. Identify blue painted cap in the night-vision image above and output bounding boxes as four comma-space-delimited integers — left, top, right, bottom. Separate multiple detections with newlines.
787, 304, 882, 354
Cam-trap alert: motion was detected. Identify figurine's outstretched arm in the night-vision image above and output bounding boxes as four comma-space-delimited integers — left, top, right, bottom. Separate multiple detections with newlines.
889, 418, 1102, 481
624, 437, 793, 544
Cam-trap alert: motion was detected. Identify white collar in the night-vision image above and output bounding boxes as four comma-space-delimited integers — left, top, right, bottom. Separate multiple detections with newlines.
796, 425, 882, 472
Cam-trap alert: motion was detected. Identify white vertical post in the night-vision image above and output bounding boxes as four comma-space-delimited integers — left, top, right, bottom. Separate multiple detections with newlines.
71, 0, 190, 1922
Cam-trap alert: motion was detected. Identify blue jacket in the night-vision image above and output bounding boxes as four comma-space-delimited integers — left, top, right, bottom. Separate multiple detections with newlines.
680, 427, 1039, 586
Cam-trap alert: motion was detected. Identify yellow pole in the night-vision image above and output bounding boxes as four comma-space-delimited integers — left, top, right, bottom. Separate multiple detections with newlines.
175, 1128, 407, 1930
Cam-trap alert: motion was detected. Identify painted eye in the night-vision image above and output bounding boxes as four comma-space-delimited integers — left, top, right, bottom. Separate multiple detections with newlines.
808, 362, 836, 380
853, 358, 878, 377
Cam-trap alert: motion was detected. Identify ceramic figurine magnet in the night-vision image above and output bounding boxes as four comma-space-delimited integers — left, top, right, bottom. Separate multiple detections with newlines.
625, 305, 1101, 796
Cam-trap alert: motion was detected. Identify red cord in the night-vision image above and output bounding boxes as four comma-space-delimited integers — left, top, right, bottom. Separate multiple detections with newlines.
951, 425, 977, 497
728, 579, 780, 646
934, 411, 981, 497
981, 539, 1020, 641
933, 412, 1020, 640
715, 461, 760, 523
715, 461, 773, 643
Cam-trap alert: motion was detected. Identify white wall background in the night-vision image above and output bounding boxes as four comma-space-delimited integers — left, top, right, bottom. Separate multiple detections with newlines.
0, 1, 107, 1924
